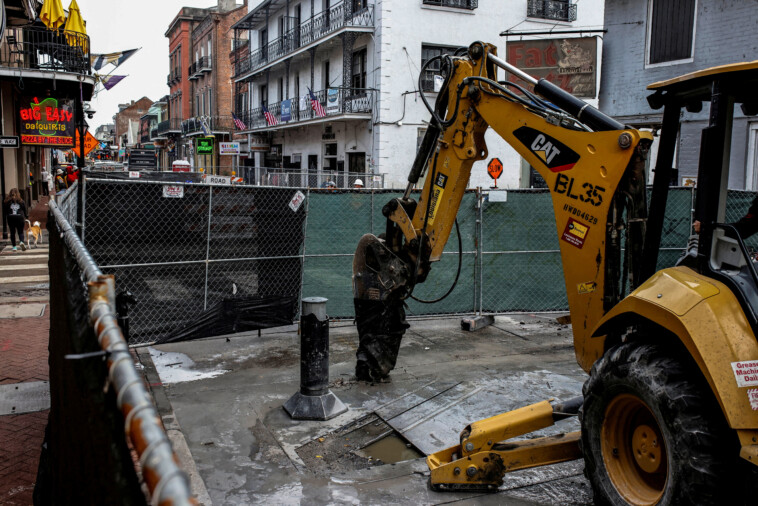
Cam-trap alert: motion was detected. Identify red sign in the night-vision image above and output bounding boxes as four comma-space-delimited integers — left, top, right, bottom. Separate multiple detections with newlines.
506, 37, 598, 98
19, 97, 75, 147
487, 158, 503, 180
561, 218, 589, 249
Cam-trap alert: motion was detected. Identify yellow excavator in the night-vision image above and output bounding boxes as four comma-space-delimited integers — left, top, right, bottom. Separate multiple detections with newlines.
352, 41, 758, 504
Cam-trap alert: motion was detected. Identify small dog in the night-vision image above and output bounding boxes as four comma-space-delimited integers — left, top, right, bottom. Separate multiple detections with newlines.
25, 219, 42, 248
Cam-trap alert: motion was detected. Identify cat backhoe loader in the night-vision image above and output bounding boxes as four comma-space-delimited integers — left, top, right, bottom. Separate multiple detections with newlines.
352, 42, 758, 504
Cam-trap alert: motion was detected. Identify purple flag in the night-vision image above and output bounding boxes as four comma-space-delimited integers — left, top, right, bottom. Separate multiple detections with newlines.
101, 74, 127, 90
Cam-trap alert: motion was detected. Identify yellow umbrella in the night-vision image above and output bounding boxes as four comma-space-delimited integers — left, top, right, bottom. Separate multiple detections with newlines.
64, 0, 87, 48
40, 0, 65, 31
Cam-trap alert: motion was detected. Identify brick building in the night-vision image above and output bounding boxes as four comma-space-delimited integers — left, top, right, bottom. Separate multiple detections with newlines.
162, 0, 247, 173
113, 97, 154, 151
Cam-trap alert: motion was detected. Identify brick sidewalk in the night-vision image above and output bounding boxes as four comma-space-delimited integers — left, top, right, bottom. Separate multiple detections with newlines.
0, 195, 51, 505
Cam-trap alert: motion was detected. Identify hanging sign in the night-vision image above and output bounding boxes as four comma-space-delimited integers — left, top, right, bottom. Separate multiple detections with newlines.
281, 99, 292, 122
219, 142, 241, 155
19, 97, 75, 147
326, 88, 339, 114
196, 137, 214, 154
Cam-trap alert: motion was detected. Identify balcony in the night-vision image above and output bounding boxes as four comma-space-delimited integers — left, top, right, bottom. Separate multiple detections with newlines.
234, 2, 374, 79
167, 67, 181, 85
181, 116, 234, 136
422, 0, 477, 9
157, 118, 183, 135
0, 25, 91, 74
527, 0, 577, 22
188, 62, 198, 80
198, 56, 212, 73
235, 87, 374, 132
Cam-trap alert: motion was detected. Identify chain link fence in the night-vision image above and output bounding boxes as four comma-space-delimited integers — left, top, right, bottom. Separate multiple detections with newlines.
61, 172, 758, 346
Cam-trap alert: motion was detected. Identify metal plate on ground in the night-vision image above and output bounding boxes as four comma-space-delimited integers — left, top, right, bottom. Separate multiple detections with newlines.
0, 303, 46, 318
0, 381, 50, 415
383, 372, 584, 456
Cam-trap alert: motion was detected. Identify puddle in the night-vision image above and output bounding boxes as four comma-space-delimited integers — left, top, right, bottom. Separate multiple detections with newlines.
353, 433, 422, 464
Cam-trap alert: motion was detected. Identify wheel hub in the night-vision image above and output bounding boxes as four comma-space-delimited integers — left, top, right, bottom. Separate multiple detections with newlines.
601, 393, 667, 505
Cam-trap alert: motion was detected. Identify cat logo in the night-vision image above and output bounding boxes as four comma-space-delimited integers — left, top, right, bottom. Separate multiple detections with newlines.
513, 126, 580, 173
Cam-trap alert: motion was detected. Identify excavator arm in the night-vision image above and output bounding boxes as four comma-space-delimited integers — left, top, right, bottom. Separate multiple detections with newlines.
353, 42, 652, 383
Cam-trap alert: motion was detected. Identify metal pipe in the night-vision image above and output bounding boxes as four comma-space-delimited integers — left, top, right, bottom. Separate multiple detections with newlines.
486, 52, 538, 86
49, 200, 195, 505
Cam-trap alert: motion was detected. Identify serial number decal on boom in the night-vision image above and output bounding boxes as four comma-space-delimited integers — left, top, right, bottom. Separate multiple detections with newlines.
563, 203, 598, 225
427, 173, 449, 225
513, 126, 580, 173
554, 173, 605, 207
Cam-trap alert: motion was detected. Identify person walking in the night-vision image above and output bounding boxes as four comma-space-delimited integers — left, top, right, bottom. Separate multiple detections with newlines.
54, 169, 68, 194
40, 167, 50, 196
3, 188, 27, 251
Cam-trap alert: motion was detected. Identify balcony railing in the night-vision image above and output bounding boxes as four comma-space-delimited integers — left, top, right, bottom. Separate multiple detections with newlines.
198, 56, 211, 73
157, 118, 183, 135
187, 62, 198, 80
182, 116, 235, 135
235, 87, 374, 131
253, 168, 385, 189
527, 0, 577, 22
234, 2, 374, 78
168, 67, 181, 85
0, 25, 91, 74
422, 0, 478, 9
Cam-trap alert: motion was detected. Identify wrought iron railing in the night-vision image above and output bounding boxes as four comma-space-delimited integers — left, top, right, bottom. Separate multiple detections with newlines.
0, 25, 91, 74
188, 61, 198, 79
168, 66, 181, 85
235, 87, 374, 131
423, 0, 478, 9
198, 55, 212, 72
527, 0, 577, 22
234, 2, 374, 78
182, 116, 235, 135
157, 118, 183, 135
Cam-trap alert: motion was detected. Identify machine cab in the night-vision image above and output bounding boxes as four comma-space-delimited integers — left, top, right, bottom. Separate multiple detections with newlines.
644, 62, 758, 331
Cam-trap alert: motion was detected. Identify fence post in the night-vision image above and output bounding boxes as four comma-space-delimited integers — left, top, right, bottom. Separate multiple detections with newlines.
204, 184, 213, 310
461, 188, 493, 331
80, 175, 87, 244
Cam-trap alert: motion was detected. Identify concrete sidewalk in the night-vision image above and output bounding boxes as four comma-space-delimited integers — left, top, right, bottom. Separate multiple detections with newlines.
141, 313, 593, 505
0, 195, 51, 505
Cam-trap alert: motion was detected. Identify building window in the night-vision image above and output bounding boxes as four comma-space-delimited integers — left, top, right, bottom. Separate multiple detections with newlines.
208, 88, 212, 116
422, 0, 478, 10
352, 0, 368, 10
351, 48, 367, 89
421, 44, 463, 92
260, 84, 268, 106
323, 142, 337, 170
526, 0, 577, 23
323, 60, 330, 90
278, 77, 284, 101
648, 0, 696, 65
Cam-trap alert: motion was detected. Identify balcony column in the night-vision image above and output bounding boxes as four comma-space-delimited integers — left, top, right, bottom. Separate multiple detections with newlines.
344, 0, 353, 20
285, 60, 290, 100
341, 32, 357, 113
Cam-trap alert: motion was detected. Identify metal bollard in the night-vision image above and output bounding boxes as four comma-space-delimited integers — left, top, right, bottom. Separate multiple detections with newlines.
284, 297, 348, 420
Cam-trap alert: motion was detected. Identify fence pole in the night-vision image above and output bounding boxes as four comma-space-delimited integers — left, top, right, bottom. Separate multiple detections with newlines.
478, 187, 484, 315
80, 175, 87, 244
297, 188, 312, 318
204, 185, 213, 310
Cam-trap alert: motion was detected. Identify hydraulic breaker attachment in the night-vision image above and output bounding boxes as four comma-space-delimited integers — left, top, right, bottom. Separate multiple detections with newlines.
427, 399, 583, 492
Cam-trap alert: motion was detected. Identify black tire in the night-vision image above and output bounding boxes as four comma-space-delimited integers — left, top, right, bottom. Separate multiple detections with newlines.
581, 342, 735, 506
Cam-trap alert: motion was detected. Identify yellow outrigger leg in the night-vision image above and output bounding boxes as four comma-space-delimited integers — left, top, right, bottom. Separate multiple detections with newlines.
427, 399, 583, 491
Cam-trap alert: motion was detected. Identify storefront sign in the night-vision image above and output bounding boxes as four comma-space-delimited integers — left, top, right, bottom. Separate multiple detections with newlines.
128, 149, 157, 169
219, 142, 241, 155
249, 135, 269, 152
506, 37, 598, 98
196, 137, 214, 155
281, 99, 292, 122
19, 96, 75, 147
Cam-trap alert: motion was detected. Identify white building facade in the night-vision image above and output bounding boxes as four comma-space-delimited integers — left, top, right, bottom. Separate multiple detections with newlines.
232, 0, 605, 189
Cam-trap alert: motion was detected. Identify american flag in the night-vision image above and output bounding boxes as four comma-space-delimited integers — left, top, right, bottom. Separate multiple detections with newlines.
232, 113, 247, 130
308, 87, 326, 118
261, 103, 279, 126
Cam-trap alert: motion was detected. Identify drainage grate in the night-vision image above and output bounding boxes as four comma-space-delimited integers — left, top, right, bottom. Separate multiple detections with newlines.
297, 413, 423, 476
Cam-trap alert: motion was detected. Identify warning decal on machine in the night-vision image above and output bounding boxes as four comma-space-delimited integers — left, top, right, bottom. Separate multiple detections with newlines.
427, 172, 448, 226
748, 389, 758, 410
561, 218, 589, 249
731, 360, 758, 387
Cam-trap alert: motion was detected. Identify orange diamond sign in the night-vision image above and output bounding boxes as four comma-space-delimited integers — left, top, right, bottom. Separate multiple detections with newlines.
75, 129, 100, 157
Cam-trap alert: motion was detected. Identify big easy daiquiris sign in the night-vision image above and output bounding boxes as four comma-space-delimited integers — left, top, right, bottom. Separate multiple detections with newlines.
19, 97, 75, 147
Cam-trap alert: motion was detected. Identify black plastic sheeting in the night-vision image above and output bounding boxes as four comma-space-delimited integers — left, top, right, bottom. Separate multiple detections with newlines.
157, 295, 297, 344
82, 170, 307, 344
36, 212, 145, 504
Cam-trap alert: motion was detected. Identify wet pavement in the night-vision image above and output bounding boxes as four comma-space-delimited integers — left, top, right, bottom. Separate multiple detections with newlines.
140, 313, 594, 505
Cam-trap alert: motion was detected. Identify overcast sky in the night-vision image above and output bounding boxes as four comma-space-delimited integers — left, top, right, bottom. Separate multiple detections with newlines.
75, 0, 251, 132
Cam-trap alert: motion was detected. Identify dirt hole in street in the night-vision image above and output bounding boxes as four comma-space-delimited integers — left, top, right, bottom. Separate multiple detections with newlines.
296, 413, 423, 476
